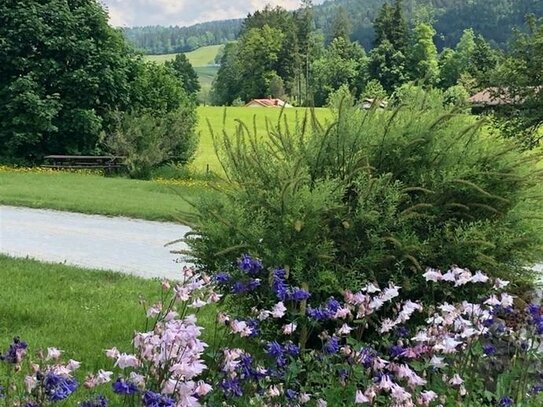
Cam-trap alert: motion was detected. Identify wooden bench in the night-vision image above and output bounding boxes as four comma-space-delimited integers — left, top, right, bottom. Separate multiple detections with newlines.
42, 155, 125, 174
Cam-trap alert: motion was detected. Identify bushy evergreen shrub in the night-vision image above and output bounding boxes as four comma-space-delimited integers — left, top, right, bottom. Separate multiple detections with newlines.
186, 90, 543, 303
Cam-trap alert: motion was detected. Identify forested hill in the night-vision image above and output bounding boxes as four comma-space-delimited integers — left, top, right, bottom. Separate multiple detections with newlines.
122, 0, 543, 54
122, 19, 241, 55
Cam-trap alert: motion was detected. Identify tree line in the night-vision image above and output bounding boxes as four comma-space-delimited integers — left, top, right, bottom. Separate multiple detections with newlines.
121, 0, 543, 55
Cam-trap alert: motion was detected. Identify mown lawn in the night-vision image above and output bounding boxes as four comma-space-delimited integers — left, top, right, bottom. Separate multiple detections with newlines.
192, 106, 332, 173
143, 45, 223, 67
0, 171, 211, 222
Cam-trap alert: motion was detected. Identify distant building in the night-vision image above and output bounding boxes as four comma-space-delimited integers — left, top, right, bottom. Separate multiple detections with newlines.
468, 87, 542, 113
361, 98, 388, 110
245, 98, 292, 108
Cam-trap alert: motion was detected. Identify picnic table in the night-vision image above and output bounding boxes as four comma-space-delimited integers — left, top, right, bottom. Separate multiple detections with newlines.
42, 155, 125, 174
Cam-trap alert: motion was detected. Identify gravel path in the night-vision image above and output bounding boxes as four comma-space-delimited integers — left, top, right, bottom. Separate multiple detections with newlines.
0, 205, 191, 280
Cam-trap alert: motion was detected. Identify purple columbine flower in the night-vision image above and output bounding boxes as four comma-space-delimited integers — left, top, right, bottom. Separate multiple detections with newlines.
0, 337, 28, 364
483, 343, 496, 356
44, 373, 78, 401
265, 341, 284, 358
214, 272, 231, 284
499, 396, 513, 407
221, 378, 243, 398
142, 391, 175, 407
358, 347, 376, 368
289, 288, 311, 301
283, 341, 300, 357
389, 345, 406, 358
531, 384, 543, 395
238, 254, 263, 275
324, 337, 340, 354
78, 395, 108, 407
112, 379, 138, 395
286, 389, 298, 399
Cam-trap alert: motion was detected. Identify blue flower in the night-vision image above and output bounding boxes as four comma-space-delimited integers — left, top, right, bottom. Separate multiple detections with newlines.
44, 373, 78, 401
221, 378, 243, 398
389, 345, 406, 358
357, 347, 376, 368
245, 318, 260, 337
531, 384, 543, 395
284, 341, 300, 357
307, 297, 342, 321
324, 337, 340, 354
214, 272, 231, 284
499, 396, 513, 406
395, 326, 408, 338
265, 341, 283, 358
0, 337, 28, 364
289, 288, 311, 301
0, 385, 4, 399
78, 395, 108, 407
142, 391, 175, 407
112, 379, 138, 395
483, 343, 496, 356
286, 389, 298, 399
238, 254, 263, 275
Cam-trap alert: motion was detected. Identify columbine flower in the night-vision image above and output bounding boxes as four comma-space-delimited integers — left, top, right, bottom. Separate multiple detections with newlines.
46, 347, 62, 361
105, 347, 120, 359
44, 373, 78, 401
66, 359, 81, 371
112, 379, 138, 395
282, 323, 297, 335
494, 279, 510, 289
449, 374, 464, 386
114, 353, 139, 369
194, 381, 212, 396
316, 399, 328, 407
429, 355, 446, 369
499, 396, 513, 406
78, 395, 108, 407
470, 271, 489, 283
337, 323, 353, 336
483, 343, 496, 356
24, 375, 37, 392
142, 391, 175, 407
271, 302, 287, 318
0, 337, 28, 364
324, 337, 340, 354
423, 268, 443, 282
355, 389, 370, 403
500, 293, 514, 308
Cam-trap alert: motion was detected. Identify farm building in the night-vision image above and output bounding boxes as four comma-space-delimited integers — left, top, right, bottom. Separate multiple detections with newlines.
245, 98, 292, 108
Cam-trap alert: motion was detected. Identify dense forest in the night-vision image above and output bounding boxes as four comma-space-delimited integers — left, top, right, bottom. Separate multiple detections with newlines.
122, 0, 543, 54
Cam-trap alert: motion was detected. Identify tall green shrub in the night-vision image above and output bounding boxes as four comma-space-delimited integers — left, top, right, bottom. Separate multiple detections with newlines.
186, 91, 543, 303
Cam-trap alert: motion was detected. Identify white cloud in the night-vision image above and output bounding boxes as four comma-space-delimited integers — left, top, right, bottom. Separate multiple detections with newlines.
101, 0, 324, 27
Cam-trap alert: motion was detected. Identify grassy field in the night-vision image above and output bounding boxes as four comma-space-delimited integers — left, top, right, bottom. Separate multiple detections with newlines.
144, 45, 222, 67
191, 106, 332, 173
144, 45, 222, 103
0, 170, 211, 222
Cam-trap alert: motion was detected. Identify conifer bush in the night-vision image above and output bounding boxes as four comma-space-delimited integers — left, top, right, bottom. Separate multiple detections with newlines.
185, 90, 543, 304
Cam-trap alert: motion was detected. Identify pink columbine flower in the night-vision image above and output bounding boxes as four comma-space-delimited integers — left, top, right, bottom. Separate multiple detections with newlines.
449, 374, 464, 386
194, 381, 212, 396
470, 271, 489, 283
24, 375, 37, 392
282, 323, 297, 335
418, 390, 438, 405
105, 347, 120, 359
363, 282, 381, 293
299, 393, 311, 403
494, 278, 510, 289
484, 295, 501, 306
434, 336, 462, 353
115, 353, 139, 369
355, 389, 370, 403
95, 370, 113, 385
146, 303, 161, 318
271, 302, 287, 318
337, 323, 353, 335
46, 347, 62, 360
423, 268, 443, 282
380, 318, 396, 333
429, 355, 446, 369
230, 320, 253, 337
66, 359, 81, 371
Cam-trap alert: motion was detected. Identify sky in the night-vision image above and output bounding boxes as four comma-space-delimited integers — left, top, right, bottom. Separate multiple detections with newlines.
101, 0, 325, 28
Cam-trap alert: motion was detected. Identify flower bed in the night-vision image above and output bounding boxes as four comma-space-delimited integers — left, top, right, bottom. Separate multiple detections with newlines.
2, 256, 543, 406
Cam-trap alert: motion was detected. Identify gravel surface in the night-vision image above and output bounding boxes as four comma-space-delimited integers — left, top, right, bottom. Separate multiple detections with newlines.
0, 205, 191, 279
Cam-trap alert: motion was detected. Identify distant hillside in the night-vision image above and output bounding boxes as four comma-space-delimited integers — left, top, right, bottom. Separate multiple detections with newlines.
123, 0, 543, 54
123, 20, 240, 55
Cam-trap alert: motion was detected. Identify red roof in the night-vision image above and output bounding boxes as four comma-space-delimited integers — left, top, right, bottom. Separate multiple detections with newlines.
245, 98, 287, 107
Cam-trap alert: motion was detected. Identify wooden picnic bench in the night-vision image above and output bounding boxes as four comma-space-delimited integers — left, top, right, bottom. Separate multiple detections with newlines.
42, 155, 125, 174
